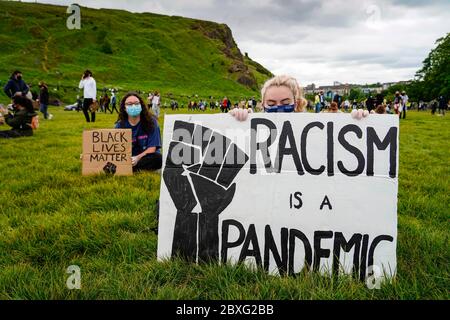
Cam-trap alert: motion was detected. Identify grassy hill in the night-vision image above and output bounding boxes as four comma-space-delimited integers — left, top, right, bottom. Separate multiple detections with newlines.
0, 1, 273, 104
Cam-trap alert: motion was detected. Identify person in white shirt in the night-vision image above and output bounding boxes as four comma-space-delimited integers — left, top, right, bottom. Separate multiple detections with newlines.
400, 91, 408, 119
343, 99, 350, 112
78, 70, 97, 122
147, 92, 153, 108
151, 91, 160, 118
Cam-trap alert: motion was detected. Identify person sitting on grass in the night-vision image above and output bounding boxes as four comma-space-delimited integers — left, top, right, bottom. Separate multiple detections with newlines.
114, 92, 162, 172
0, 95, 38, 139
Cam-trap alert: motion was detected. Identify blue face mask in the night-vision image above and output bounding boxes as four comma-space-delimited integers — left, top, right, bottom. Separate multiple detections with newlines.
264, 104, 295, 113
126, 104, 142, 117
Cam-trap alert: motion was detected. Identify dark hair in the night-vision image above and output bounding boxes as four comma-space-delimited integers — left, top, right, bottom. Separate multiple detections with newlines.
13, 95, 34, 113
11, 70, 22, 79
117, 92, 156, 133
83, 70, 93, 78
39, 81, 48, 89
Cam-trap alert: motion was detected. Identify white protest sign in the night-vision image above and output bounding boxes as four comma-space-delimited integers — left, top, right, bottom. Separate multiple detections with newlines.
157, 114, 398, 281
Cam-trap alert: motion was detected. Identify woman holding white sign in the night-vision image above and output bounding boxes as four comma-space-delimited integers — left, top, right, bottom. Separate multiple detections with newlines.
115, 92, 162, 172
229, 75, 369, 120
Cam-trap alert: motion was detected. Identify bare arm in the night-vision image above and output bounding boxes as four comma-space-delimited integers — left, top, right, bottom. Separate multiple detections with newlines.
136, 147, 157, 160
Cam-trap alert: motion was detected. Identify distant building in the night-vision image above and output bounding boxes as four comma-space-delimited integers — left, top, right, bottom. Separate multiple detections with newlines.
304, 80, 413, 97
382, 82, 395, 90
304, 82, 351, 97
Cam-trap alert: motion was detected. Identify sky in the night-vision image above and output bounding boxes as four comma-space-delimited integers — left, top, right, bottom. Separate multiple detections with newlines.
22, 0, 450, 86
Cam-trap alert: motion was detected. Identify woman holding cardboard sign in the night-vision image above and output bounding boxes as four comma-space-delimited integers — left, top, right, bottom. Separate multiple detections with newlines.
114, 92, 162, 172
229, 75, 369, 120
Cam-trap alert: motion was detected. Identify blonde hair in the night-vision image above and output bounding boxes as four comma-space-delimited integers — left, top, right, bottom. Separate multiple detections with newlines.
261, 75, 307, 112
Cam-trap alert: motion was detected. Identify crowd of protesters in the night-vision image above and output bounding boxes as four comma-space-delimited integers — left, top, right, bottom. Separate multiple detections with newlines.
2, 69, 449, 144
308, 89, 450, 118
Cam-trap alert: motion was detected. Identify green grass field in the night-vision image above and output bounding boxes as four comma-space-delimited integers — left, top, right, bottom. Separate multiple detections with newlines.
0, 108, 448, 300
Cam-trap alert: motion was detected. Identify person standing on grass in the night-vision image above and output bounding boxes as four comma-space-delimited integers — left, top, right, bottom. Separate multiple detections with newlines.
393, 91, 403, 115
221, 97, 228, 113
152, 91, 161, 118
78, 70, 97, 123
102, 92, 111, 113
114, 92, 162, 172
333, 92, 341, 110
366, 95, 375, 113
0, 95, 38, 138
314, 93, 320, 113
318, 90, 326, 111
110, 91, 119, 114
37, 81, 52, 120
400, 90, 408, 119
147, 91, 154, 109
438, 95, 447, 116
343, 99, 350, 112
3, 70, 30, 99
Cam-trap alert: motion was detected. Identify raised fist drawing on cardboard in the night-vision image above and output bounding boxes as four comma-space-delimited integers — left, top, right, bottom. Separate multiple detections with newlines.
163, 120, 249, 262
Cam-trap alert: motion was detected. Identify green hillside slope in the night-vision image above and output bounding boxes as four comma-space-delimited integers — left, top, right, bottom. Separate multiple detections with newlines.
0, 1, 272, 103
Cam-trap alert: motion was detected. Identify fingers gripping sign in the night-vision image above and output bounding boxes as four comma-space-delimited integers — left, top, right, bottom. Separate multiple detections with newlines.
163, 121, 249, 262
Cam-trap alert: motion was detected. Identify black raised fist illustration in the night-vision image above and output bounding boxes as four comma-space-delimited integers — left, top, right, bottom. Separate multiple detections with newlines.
103, 162, 117, 175
163, 120, 249, 262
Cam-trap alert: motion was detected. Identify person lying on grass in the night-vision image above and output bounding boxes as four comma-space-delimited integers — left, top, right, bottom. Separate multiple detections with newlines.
229, 74, 369, 120
0, 95, 38, 139
114, 92, 162, 172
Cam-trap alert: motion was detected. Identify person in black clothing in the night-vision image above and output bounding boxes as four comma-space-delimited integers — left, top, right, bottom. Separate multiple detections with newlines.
366, 95, 375, 113
333, 92, 341, 109
37, 81, 50, 119
0, 95, 37, 138
76, 95, 83, 112
3, 70, 29, 99
375, 93, 384, 107
110, 92, 119, 114
431, 100, 437, 115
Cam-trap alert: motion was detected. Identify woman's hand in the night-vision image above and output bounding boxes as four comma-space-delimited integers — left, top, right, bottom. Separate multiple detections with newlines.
229, 108, 252, 121
351, 109, 369, 120
131, 156, 140, 166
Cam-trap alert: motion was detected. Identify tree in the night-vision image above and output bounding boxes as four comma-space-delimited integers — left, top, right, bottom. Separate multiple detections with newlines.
348, 88, 365, 102
415, 33, 450, 100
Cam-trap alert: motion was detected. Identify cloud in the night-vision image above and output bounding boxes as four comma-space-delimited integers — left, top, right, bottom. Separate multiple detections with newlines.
22, 0, 450, 85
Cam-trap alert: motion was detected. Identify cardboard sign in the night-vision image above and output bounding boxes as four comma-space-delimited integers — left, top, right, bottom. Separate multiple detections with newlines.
82, 129, 132, 176
157, 114, 399, 281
